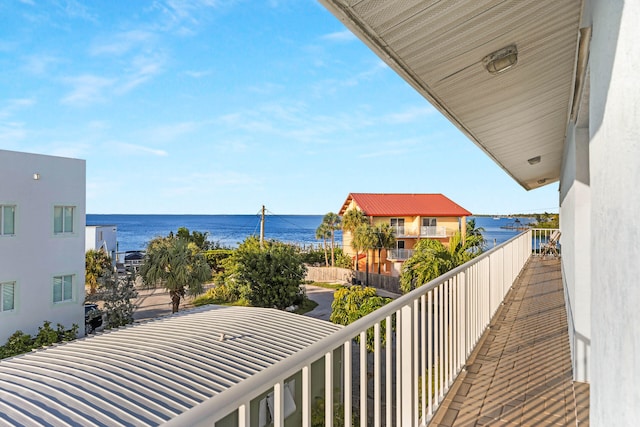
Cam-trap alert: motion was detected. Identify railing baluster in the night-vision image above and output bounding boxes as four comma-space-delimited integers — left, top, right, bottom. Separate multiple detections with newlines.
438, 284, 444, 402
385, 315, 392, 427
274, 381, 284, 427
237, 402, 249, 427
344, 340, 352, 427
325, 352, 333, 427
302, 365, 311, 427
374, 322, 381, 427
395, 310, 402, 425
421, 294, 427, 424
360, 331, 367, 427
427, 290, 433, 420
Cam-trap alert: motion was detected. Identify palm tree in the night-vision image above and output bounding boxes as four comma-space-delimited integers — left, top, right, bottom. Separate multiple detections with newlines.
140, 237, 211, 313
465, 218, 486, 253
85, 248, 112, 294
341, 209, 368, 270
322, 212, 341, 267
399, 231, 482, 293
315, 222, 331, 266
373, 223, 396, 274
353, 223, 377, 283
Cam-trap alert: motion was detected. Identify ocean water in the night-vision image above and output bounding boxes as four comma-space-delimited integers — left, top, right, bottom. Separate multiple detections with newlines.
85, 214, 532, 253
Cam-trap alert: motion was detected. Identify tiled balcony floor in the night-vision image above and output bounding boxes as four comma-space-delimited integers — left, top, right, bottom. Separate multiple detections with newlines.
431, 257, 590, 426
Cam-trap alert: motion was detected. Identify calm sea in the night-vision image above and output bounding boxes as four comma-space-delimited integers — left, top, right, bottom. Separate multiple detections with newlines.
85, 214, 532, 253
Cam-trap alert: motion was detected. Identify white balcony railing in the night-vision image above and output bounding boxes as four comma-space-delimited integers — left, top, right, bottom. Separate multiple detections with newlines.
388, 248, 414, 260
420, 225, 447, 238
392, 225, 406, 236
165, 230, 537, 427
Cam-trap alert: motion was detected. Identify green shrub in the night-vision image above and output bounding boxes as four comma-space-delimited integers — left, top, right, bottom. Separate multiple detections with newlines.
193, 284, 238, 306
1, 321, 79, 359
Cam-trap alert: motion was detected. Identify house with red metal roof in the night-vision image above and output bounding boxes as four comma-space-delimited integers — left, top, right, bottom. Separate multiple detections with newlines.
339, 193, 472, 276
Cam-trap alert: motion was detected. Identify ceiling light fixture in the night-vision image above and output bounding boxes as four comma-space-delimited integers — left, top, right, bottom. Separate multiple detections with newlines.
483, 45, 518, 74
537, 178, 547, 185
527, 156, 541, 165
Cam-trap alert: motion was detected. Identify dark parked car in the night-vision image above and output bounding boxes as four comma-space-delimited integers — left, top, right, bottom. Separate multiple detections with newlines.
84, 304, 103, 334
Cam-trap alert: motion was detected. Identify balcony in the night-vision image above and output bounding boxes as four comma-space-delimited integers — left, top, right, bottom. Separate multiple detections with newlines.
387, 248, 414, 260
165, 229, 588, 426
420, 225, 447, 238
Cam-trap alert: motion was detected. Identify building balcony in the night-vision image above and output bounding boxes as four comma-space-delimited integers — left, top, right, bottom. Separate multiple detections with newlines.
164, 228, 588, 426
392, 225, 448, 239
388, 248, 414, 260
420, 225, 447, 238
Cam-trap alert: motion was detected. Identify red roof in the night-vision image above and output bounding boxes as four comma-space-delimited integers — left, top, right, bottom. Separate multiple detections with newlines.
339, 193, 472, 217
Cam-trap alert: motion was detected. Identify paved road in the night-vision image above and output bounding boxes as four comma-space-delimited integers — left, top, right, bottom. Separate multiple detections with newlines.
303, 285, 336, 321
303, 284, 401, 322
129, 284, 401, 323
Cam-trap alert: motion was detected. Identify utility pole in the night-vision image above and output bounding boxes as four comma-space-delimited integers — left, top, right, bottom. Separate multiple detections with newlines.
260, 205, 265, 249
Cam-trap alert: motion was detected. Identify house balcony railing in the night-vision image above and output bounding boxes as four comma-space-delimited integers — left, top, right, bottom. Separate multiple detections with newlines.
392, 225, 407, 237
166, 229, 555, 427
388, 248, 414, 260
420, 225, 447, 238
391, 225, 448, 238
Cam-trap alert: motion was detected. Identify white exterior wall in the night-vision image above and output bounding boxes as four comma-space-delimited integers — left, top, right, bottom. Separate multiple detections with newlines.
85, 225, 118, 263
0, 150, 86, 343
559, 123, 591, 383
589, 0, 640, 424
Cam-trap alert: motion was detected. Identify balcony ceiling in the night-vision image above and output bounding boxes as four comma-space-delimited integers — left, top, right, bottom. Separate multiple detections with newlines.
319, 0, 583, 190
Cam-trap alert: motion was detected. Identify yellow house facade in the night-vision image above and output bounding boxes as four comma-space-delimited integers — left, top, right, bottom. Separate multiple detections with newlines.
339, 193, 472, 277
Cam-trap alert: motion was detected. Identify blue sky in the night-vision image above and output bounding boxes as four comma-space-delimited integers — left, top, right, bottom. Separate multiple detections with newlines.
1, 0, 559, 215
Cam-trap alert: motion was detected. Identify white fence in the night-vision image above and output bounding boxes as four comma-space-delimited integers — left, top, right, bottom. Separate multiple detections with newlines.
164, 230, 536, 426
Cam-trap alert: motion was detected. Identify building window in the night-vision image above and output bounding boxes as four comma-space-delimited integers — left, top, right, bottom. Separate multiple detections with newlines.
396, 240, 405, 250
1, 205, 15, 236
54, 206, 74, 234
1, 282, 15, 312
422, 217, 437, 227
390, 218, 405, 235
53, 275, 73, 303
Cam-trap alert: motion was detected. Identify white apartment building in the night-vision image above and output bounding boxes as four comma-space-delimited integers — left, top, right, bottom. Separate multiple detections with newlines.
0, 150, 86, 344
85, 224, 118, 264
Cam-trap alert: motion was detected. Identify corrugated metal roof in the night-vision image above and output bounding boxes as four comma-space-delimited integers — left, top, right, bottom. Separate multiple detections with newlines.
0, 306, 341, 427
340, 193, 472, 217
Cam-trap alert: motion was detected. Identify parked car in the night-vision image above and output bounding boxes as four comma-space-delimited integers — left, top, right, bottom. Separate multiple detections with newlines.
84, 303, 103, 334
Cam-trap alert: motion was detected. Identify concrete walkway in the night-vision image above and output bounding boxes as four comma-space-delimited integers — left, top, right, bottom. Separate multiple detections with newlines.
431, 258, 589, 426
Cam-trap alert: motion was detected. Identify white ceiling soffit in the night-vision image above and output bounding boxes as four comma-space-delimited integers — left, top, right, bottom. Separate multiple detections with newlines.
319, 0, 583, 190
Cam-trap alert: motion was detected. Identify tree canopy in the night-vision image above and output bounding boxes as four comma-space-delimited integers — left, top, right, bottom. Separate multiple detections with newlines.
230, 237, 307, 309
330, 286, 392, 352
85, 249, 112, 294
140, 236, 211, 313
399, 227, 484, 293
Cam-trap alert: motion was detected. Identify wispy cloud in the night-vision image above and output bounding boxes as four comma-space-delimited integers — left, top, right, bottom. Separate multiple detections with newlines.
385, 106, 435, 124
116, 54, 165, 94
143, 121, 198, 143
0, 98, 36, 119
57, 0, 97, 22
90, 30, 155, 56
114, 142, 168, 157
151, 0, 237, 33
22, 54, 60, 75
185, 69, 213, 78
61, 74, 115, 106
321, 30, 356, 43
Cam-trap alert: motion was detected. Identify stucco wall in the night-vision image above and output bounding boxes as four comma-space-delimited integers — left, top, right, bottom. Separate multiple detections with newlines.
559, 123, 591, 382
589, 0, 640, 424
0, 150, 86, 343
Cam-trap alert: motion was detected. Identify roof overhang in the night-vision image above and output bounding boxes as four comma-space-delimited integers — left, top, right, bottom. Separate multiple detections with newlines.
319, 0, 585, 190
